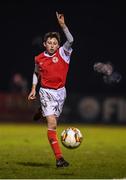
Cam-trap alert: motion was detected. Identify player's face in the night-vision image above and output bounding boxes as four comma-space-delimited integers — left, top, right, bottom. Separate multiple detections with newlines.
44, 37, 59, 55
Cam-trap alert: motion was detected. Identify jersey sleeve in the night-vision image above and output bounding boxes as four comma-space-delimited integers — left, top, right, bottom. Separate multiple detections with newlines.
59, 46, 73, 64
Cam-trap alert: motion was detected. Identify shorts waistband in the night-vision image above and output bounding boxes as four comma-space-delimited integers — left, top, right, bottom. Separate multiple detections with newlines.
40, 86, 65, 91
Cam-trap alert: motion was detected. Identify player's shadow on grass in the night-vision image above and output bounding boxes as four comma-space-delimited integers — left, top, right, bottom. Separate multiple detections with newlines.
17, 162, 50, 167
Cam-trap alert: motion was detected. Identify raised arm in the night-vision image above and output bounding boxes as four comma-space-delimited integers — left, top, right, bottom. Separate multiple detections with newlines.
56, 12, 74, 50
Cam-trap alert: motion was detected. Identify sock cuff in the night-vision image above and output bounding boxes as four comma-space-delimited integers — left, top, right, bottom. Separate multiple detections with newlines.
48, 128, 56, 131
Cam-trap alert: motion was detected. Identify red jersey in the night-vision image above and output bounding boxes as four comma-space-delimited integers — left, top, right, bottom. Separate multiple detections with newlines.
35, 46, 72, 89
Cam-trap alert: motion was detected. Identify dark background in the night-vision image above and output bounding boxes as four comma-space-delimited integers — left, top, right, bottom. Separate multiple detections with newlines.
1, 1, 126, 94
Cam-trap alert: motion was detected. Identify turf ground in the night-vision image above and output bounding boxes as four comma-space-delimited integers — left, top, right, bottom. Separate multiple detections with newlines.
0, 123, 126, 179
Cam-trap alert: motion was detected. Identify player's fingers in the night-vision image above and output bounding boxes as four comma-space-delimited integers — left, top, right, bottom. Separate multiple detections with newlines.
28, 96, 31, 100
56, 11, 59, 18
56, 11, 63, 19
59, 14, 64, 19
28, 95, 36, 100
28, 97, 36, 100
30, 96, 36, 100
60, 14, 64, 17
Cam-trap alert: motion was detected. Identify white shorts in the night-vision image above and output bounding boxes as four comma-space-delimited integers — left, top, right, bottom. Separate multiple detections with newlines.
39, 87, 66, 117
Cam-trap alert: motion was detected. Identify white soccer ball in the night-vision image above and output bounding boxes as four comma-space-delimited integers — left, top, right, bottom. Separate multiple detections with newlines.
61, 127, 83, 149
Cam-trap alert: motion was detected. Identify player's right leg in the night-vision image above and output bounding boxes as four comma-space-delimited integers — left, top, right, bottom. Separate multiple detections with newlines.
39, 87, 69, 167
56, 157, 69, 167
46, 115, 69, 167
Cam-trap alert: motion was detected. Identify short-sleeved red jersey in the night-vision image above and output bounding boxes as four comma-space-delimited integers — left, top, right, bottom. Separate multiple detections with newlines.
35, 47, 72, 89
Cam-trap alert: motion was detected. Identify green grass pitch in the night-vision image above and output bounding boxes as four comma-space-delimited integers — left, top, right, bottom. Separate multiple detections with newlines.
0, 123, 126, 179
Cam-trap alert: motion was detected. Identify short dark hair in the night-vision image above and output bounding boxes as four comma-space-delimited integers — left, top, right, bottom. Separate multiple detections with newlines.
43, 32, 61, 44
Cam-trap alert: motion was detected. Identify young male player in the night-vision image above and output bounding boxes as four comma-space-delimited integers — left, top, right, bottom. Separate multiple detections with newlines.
28, 12, 74, 167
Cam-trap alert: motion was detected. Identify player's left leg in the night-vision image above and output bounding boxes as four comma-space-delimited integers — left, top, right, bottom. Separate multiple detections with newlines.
33, 106, 46, 121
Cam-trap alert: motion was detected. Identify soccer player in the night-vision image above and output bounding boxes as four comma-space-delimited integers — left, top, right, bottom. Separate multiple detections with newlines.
28, 12, 74, 167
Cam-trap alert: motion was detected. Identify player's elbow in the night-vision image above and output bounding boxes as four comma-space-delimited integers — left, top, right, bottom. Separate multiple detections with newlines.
69, 37, 74, 45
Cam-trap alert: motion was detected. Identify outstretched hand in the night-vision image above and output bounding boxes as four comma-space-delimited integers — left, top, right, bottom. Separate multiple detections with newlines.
56, 11, 65, 28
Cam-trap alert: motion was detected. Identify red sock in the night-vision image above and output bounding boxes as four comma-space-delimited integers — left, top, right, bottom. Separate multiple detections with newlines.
47, 129, 62, 160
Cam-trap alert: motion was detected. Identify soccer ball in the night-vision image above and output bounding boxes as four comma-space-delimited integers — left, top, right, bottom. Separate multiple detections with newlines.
61, 127, 83, 149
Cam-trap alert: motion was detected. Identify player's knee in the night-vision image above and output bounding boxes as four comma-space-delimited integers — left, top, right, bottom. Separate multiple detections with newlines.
46, 115, 57, 130
48, 121, 57, 130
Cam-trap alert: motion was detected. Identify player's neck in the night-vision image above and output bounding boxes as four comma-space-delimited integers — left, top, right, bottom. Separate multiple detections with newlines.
45, 51, 56, 56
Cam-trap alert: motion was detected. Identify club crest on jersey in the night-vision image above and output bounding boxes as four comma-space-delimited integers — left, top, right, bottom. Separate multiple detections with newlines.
52, 57, 59, 63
